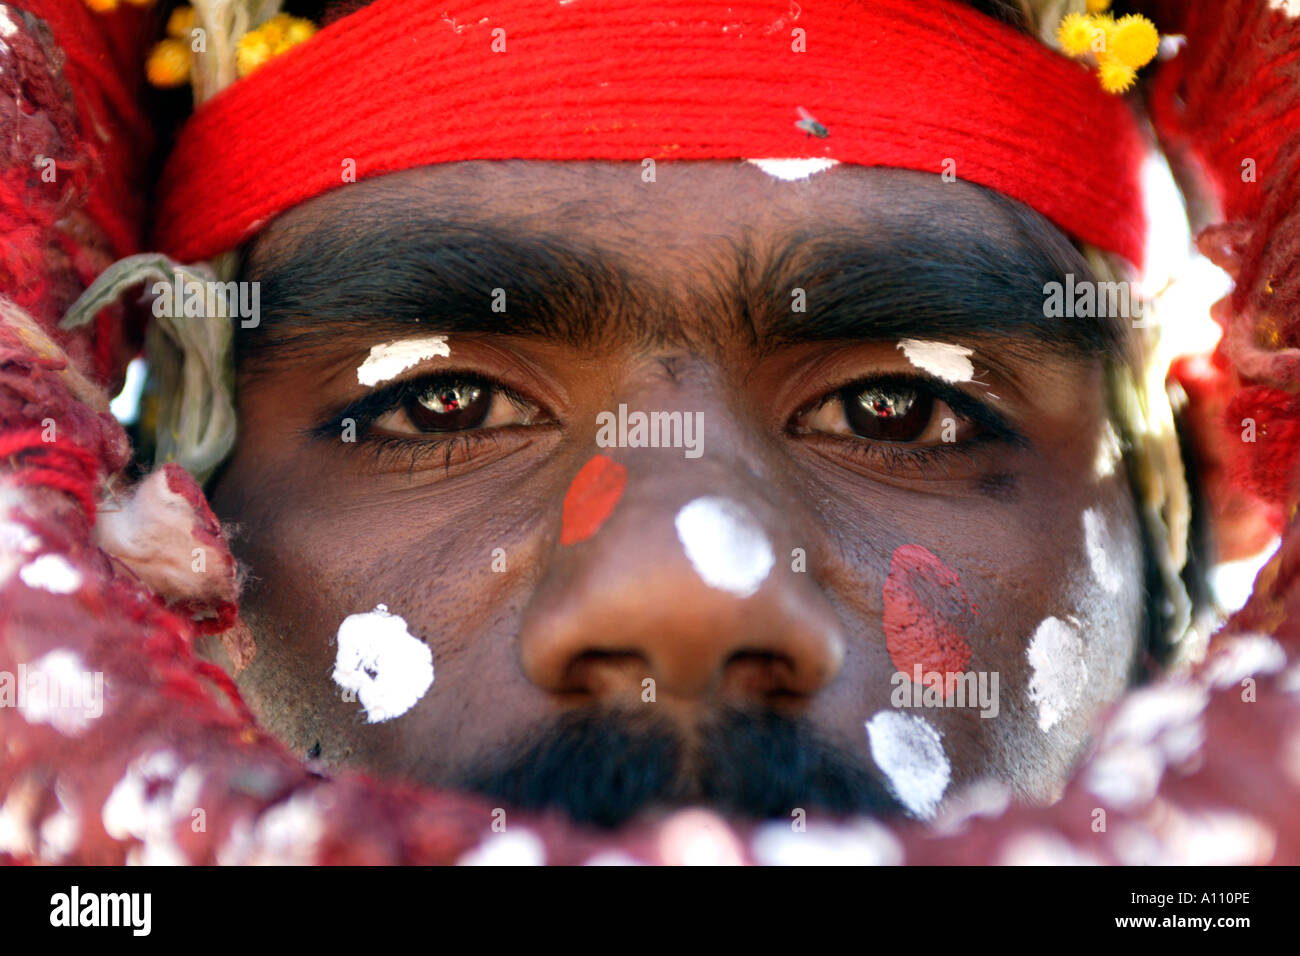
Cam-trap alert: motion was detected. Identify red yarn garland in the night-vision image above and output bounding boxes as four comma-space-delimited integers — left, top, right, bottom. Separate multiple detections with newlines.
152, 0, 1148, 268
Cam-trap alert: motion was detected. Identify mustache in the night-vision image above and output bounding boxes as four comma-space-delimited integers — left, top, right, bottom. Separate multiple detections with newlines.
458, 706, 904, 829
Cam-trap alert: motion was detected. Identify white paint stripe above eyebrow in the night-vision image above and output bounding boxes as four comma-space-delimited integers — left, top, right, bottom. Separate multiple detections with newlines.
357, 335, 451, 386
897, 339, 975, 383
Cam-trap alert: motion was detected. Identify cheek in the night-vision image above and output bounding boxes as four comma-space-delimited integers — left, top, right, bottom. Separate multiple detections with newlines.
882, 544, 976, 695
843, 492, 1144, 798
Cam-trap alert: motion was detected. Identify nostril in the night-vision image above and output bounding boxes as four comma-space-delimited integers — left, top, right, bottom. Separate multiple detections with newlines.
563, 649, 651, 696
721, 649, 801, 699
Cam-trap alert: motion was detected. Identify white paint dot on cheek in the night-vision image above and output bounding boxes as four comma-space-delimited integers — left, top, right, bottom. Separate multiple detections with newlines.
1026, 616, 1089, 733
19, 649, 95, 736
1083, 509, 1122, 594
673, 496, 774, 598
456, 829, 546, 866
743, 158, 840, 181
19, 554, 82, 594
356, 335, 450, 386
1093, 421, 1123, 478
896, 339, 975, 383
332, 604, 435, 723
1268, 0, 1299, 20
865, 711, 950, 820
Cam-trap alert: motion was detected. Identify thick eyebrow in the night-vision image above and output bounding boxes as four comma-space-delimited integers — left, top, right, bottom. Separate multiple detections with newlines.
237, 215, 646, 363
237, 203, 1123, 368
754, 221, 1123, 359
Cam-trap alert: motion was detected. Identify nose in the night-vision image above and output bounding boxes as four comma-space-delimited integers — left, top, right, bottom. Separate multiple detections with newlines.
519, 448, 845, 704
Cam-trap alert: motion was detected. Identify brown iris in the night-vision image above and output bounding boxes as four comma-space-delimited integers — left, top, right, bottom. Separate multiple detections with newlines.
404, 380, 491, 431
842, 383, 933, 442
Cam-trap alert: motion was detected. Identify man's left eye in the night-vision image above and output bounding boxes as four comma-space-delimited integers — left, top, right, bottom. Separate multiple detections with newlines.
372, 377, 539, 435
793, 379, 974, 445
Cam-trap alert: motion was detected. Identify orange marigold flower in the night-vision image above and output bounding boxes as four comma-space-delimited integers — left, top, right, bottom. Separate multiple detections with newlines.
145, 37, 190, 88
166, 6, 196, 39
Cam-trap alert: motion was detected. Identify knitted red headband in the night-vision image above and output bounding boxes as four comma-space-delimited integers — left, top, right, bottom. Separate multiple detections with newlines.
152, 0, 1149, 268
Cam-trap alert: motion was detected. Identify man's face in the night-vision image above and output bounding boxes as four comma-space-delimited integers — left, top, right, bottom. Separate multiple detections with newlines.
206, 160, 1145, 827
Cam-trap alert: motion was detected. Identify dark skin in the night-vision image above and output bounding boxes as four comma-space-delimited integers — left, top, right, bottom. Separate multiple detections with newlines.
203, 160, 1144, 825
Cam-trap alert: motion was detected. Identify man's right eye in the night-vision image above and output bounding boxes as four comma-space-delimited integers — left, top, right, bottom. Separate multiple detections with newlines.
369, 374, 546, 439
371, 377, 538, 435
315, 371, 549, 446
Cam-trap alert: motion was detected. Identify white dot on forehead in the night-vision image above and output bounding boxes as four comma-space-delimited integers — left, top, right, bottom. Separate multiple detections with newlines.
896, 339, 975, 383
356, 335, 450, 386
865, 711, 950, 819
332, 604, 434, 723
744, 158, 840, 181
674, 496, 774, 598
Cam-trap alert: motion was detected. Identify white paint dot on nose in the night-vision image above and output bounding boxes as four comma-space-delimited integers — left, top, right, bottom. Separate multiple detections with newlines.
865, 711, 951, 819
673, 496, 775, 598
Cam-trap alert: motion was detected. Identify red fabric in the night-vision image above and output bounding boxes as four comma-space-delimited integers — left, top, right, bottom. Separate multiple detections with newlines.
152, 0, 1148, 268
1145, 0, 1300, 526
2, 0, 153, 387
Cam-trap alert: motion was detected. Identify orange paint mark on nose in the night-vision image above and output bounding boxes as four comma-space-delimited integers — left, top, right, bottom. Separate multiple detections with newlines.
561, 454, 628, 546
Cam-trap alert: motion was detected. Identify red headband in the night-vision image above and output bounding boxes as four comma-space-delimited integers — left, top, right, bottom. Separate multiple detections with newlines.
152, 0, 1148, 268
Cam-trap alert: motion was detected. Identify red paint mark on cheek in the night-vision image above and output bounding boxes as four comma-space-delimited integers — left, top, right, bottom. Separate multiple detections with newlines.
882, 544, 976, 698
561, 455, 628, 546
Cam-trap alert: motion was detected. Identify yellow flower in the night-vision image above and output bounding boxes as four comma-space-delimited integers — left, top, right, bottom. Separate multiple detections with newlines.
1086, 0, 1112, 11
145, 37, 190, 87
1098, 57, 1137, 94
236, 15, 317, 76
281, 20, 316, 48
1057, 12, 1094, 56
259, 12, 294, 46
166, 6, 196, 39
1089, 14, 1117, 56
1109, 14, 1160, 69
236, 31, 273, 77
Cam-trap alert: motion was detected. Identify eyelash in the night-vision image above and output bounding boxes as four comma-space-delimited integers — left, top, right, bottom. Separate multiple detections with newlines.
310, 370, 541, 472
312, 370, 1024, 475
792, 373, 1026, 474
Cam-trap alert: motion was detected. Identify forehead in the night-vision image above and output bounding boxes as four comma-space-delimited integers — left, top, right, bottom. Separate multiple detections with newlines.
239, 158, 1121, 364
251, 160, 1031, 259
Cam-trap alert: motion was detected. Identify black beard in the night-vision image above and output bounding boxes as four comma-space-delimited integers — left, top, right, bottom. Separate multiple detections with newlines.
458, 705, 904, 829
